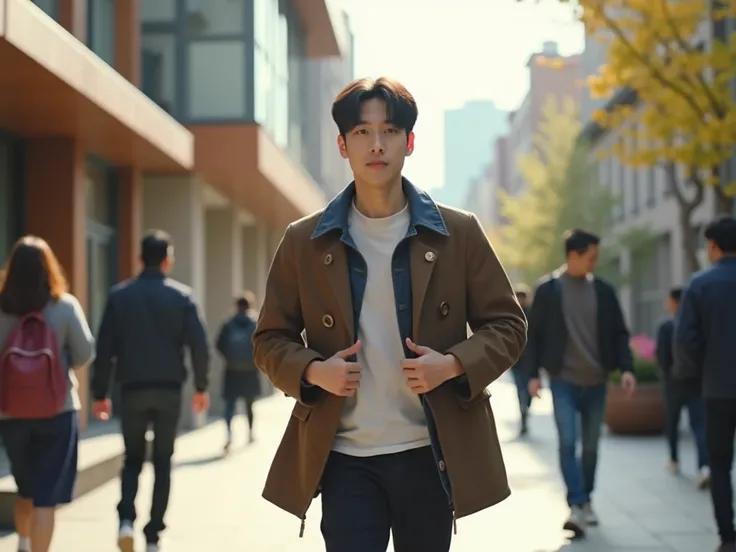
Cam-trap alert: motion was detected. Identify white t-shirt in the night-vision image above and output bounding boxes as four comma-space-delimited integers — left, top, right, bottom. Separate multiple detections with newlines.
332, 202, 431, 457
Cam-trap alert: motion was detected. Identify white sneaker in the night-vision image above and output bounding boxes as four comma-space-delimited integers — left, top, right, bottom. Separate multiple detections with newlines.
563, 506, 587, 537
118, 521, 135, 552
698, 466, 711, 490
668, 460, 680, 475
583, 503, 599, 526
146, 544, 160, 552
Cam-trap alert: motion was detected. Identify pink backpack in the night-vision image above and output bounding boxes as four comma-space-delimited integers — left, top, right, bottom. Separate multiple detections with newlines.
0, 312, 67, 418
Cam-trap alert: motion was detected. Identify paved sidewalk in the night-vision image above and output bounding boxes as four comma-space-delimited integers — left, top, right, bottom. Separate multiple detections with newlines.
0, 377, 720, 551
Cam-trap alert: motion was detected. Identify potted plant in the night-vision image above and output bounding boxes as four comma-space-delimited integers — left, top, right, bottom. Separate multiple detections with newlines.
604, 334, 666, 435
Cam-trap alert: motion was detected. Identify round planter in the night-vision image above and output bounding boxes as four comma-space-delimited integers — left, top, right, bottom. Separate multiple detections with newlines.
604, 382, 665, 435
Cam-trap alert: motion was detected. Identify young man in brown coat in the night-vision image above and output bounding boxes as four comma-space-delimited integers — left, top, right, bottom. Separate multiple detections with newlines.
253, 77, 527, 552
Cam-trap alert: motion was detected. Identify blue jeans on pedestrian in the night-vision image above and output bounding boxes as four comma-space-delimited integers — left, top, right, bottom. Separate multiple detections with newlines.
511, 367, 532, 418
549, 379, 607, 507
663, 381, 708, 468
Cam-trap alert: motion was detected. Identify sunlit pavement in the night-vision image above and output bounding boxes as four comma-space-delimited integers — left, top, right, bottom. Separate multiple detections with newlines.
0, 376, 720, 551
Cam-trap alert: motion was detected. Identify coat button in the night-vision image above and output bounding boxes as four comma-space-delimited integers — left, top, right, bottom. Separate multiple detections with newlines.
438, 460, 446, 472
424, 251, 436, 262
322, 314, 334, 328
324, 253, 333, 265
439, 302, 450, 317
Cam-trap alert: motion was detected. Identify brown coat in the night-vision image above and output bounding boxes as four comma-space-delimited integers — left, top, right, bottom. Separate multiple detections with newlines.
253, 191, 527, 525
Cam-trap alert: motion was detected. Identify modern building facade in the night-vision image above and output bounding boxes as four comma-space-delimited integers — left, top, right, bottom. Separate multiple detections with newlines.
303, 9, 354, 196
0, 0, 348, 429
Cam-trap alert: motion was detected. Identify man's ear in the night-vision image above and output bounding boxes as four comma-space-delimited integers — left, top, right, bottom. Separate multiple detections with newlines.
407, 132, 415, 156
337, 135, 348, 159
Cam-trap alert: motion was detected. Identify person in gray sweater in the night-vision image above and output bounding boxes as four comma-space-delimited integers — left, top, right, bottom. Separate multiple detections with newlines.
0, 236, 95, 552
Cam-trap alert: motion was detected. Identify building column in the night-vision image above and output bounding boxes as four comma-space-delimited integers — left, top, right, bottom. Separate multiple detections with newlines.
242, 222, 269, 307
118, 168, 142, 281
25, 137, 90, 429
115, 0, 141, 86
143, 175, 206, 429
205, 207, 243, 417
58, 0, 88, 42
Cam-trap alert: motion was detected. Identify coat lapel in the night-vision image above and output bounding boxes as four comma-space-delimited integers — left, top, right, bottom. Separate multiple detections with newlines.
318, 238, 355, 342
410, 231, 439, 342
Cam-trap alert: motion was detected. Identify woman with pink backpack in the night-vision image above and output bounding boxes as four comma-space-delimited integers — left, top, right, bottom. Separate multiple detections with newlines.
0, 236, 95, 552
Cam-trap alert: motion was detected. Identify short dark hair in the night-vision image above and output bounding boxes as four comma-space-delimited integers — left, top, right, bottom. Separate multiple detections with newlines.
235, 290, 256, 311
332, 77, 418, 137
704, 215, 736, 254
141, 230, 173, 268
0, 236, 68, 316
669, 287, 683, 302
564, 228, 600, 256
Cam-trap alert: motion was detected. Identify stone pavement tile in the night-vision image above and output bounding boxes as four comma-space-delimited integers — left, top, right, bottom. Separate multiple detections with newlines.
0, 376, 723, 551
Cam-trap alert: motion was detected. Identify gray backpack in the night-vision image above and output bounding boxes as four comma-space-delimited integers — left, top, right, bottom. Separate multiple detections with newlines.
225, 320, 256, 371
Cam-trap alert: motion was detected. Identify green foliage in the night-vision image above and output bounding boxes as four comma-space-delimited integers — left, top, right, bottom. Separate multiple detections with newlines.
495, 94, 652, 285
608, 357, 661, 384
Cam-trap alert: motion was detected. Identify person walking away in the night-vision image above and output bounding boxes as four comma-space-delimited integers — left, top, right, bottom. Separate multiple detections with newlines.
527, 229, 636, 538
0, 236, 95, 552
511, 284, 533, 437
675, 216, 736, 552
90, 230, 210, 552
216, 291, 261, 452
655, 287, 709, 487
253, 77, 527, 552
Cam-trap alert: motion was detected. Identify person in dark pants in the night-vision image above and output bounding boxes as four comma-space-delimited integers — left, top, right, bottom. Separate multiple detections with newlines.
511, 284, 533, 436
253, 77, 527, 552
676, 216, 736, 552
527, 229, 636, 538
216, 291, 261, 452
91, 230, 210, 552
655, 287, 709, 487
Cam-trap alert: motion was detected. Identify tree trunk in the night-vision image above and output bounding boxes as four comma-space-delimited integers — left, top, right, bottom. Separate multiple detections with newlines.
679, 206, 701, 277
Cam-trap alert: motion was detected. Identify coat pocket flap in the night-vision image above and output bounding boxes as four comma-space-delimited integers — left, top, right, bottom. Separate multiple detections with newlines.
291, 401, 313, 421
458, 386, 491, 410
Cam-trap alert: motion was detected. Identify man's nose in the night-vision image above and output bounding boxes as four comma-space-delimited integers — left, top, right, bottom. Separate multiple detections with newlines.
370, 137, 385, 153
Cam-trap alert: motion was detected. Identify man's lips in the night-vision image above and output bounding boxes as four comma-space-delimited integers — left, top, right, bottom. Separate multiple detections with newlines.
366, 161, 388, 167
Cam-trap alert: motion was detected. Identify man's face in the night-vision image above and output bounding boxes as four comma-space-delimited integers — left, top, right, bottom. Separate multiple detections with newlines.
707, 239, 721, 263
338, 98, 414, 188
571, 244, 599, 273
665, 297, 678, 315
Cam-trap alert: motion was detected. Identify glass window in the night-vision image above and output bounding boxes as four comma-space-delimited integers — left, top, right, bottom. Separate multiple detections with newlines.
274, 77, 288, 148
188, 42, 246, 119
141, 34, 177, 114
32, 0, 58, 19
254, 46, 271, 124
141, 0, 175, 23
186, 0, 245, 37
86, 162, 111, 225
254, 0, 269, 47
88, 0, 116, 66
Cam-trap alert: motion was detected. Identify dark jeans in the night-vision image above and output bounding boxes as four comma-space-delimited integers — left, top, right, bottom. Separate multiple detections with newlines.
549, 380, 607, 507
511, 367, 532, 419
705, 398, 736, 544
223, 396, 254, 435
663, 382, 708, 468
320, 446, 453, 552
117, 389, 182, 545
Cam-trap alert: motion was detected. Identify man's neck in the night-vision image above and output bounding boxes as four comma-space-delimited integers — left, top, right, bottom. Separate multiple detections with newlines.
564, 265, 588, 279
353, 176, 406, 218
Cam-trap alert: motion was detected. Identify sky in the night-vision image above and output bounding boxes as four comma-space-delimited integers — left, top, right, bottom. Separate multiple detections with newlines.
343, 0, 585, 191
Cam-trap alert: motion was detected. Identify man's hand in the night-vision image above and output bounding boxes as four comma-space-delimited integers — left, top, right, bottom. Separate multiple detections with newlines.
304, 341, 362, 397
528, 378, 541, 398
192, 391, 209, 413
621, 371, 637, 398
401, 338, 463, 395
92, 399, 112, 421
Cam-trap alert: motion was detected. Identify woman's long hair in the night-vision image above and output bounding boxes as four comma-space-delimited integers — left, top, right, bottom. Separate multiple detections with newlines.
0, 236, 69, 316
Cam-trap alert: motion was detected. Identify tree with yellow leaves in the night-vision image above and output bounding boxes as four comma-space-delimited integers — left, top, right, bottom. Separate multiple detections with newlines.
574, 0, 736, 273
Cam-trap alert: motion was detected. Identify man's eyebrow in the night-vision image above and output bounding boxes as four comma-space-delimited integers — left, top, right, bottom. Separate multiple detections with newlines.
355, 119, 393, 125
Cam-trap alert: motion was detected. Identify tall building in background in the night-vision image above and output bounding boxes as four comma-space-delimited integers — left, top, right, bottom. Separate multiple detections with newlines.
304, 9, 355, 196
436, 100, 507, 208
505, 41, 581, 196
